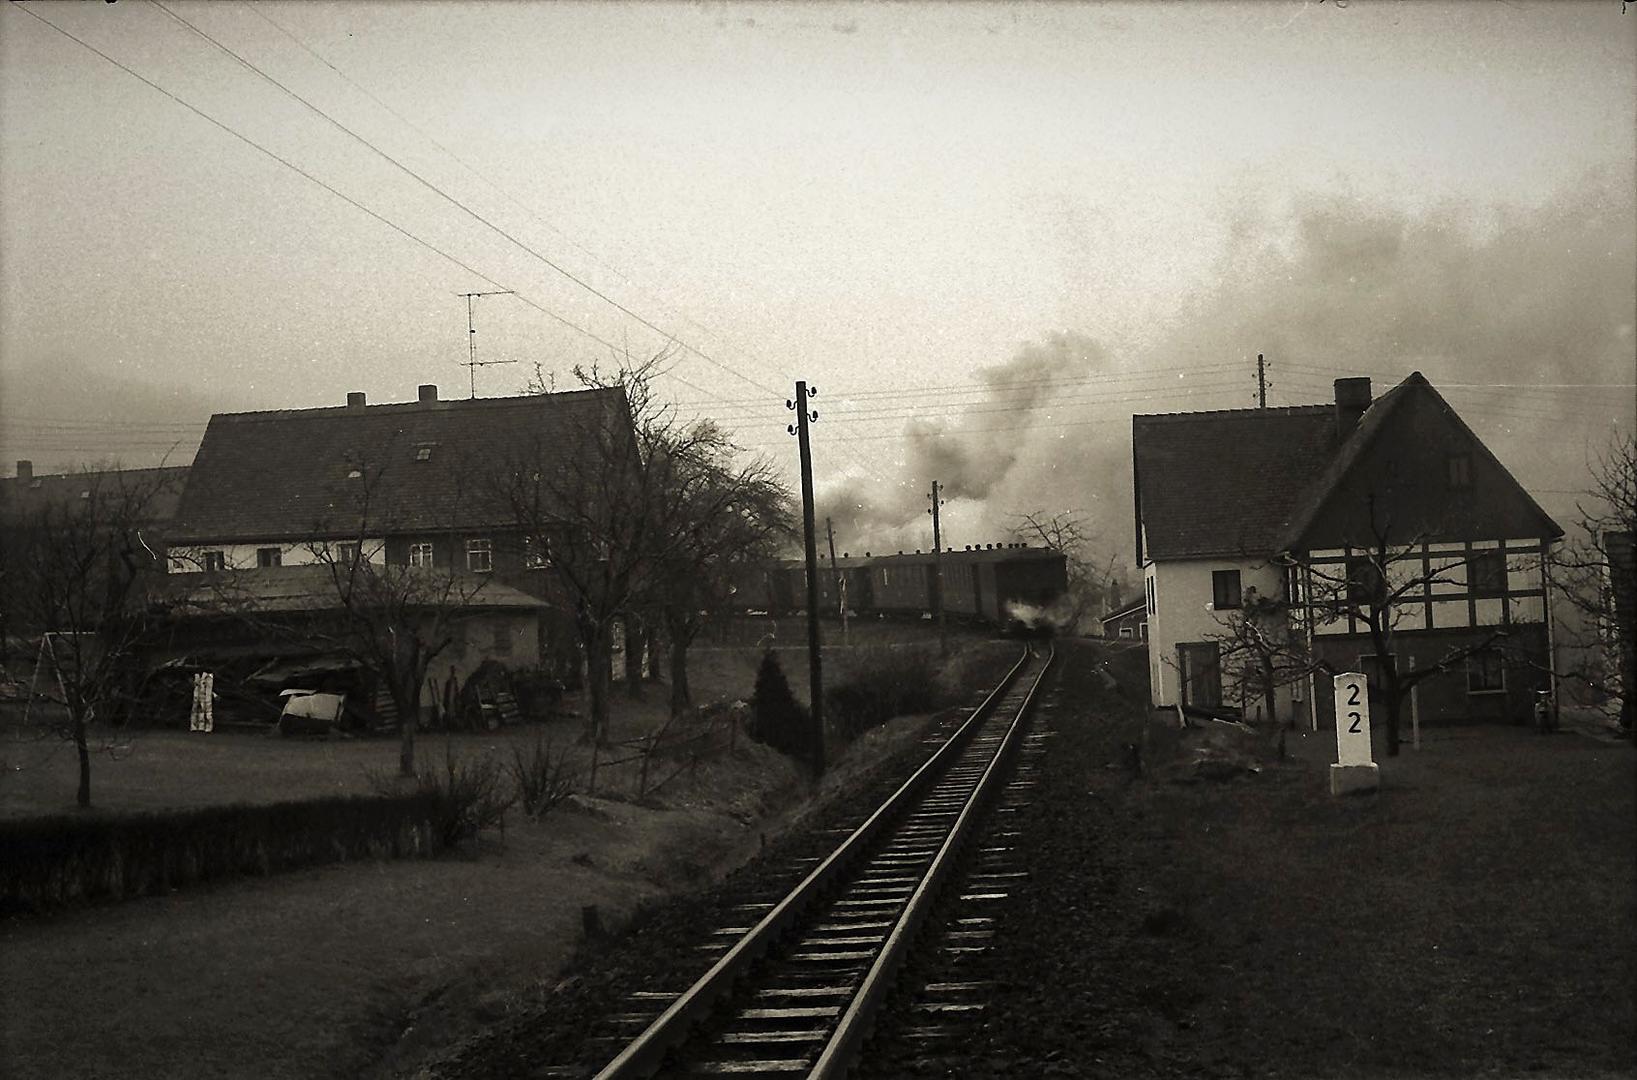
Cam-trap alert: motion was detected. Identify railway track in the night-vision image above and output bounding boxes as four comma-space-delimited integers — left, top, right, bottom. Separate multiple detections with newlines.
591, 642, 1054, 1079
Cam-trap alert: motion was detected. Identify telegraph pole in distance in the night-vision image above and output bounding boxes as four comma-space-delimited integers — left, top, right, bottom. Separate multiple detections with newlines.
927, 480, 947, 655
789, 382, 825, 776
1256, 353, 1268, 409
826, 516, 848, 646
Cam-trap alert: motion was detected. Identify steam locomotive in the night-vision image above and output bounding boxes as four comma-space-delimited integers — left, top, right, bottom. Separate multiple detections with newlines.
733, 542, 1068, 629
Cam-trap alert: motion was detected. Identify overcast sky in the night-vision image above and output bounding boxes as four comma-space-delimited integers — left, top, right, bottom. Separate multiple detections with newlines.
2, 1, 1632, 557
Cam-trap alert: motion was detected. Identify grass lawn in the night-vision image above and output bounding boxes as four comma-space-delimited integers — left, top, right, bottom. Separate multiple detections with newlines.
0, 634, 1013, 1080
1112, 674, 1636, 1075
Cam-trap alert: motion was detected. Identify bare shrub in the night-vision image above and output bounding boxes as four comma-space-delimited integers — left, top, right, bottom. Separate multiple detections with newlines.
510, 734, 576, 819
413, 746, 515, 846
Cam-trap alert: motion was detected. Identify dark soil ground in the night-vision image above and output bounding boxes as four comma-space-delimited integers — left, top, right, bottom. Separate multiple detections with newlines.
954, 639, 1637, 1078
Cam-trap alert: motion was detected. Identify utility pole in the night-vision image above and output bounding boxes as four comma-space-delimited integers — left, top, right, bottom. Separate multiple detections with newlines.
826, 516, 848, 646
927, 480, 947, 655
457, 290, 516, 399
788, 382, 825, 776
1256, 352, 1268, 409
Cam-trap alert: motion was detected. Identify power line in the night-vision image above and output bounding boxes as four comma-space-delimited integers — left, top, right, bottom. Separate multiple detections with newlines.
148, 0, 784, 398
247, 1, 798, 395
11, 2, 645, 369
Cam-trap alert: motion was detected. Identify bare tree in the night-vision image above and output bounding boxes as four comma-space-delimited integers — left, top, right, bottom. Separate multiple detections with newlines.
1206, 584, 1314, 728
190, 461, 494, 776
648, 434, 794, 716
3, 468, 174, 807
498, 351, 682, 744
1294, 496, 1519, 756
1548, 432, 1636, 732
1009, 509, 1118, 630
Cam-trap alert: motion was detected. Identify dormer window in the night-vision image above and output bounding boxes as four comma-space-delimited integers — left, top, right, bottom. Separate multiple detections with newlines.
347, 468, 363, 480
414, 445, 434, 463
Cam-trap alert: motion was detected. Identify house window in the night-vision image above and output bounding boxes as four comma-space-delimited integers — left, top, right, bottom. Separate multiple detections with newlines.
524, 537, 550, 569
1212, 569, 1242, 610
1447, 452, 1472, 490
1467, 550, 1505, 596
202, 550, 226, 572
491, 622, 512, 657
1467, 649, 1506, 693
256, 547, 281, 568
1346, 556, 1385, 607
467, 538, 493, 573
414, 445, 434, 463
1119, 626, 1134, 639
1146, 576, 1156, 615
1139, 622, 1149, 642
408, 542, 435, 568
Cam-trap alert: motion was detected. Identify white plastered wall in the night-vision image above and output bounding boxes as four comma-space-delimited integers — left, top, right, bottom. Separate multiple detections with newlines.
166, 539, 386, 573
1146, 556, 1291, 720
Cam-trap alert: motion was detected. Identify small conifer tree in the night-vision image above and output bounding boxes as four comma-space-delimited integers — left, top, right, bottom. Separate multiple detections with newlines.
749, 649, 809, 762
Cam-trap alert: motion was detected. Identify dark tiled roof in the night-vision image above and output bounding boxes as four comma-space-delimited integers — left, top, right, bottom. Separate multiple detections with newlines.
162, 564, 547, 615
1136, 371, 1561, 561
1274, 372, 1561, 549
1133, 405, 1340, 560
1100, 600, 1146, 624
169, 389, 626, 543
0, 466, 189, 526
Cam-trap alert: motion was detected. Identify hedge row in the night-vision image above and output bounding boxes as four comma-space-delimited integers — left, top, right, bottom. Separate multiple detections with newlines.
1, 792, 442, 914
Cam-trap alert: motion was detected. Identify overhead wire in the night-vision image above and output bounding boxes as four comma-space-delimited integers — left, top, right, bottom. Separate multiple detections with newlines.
8, 3, 646, 367
147, 0, 785, 398
246, 1, 798, 398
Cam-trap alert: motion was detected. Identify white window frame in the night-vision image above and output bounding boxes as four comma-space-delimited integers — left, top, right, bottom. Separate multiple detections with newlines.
467, 538, 493, 573
409, 542, 435, 568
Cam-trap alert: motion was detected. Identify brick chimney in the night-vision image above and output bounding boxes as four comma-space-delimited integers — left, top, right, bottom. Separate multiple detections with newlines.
1335, 377, 1372, 439
346, 392, 366, 410
16, 459, 32, 482
417, 384, 438, 403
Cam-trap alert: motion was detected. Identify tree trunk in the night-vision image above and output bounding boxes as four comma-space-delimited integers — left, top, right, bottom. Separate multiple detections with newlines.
74, 712, 92, 809
643, 626, 660, 682
398, 675, 421, 777
624, 618, 643, 696
586, 630, 611, 744
670, 636, 692, 717
1382, 660, 1402, 758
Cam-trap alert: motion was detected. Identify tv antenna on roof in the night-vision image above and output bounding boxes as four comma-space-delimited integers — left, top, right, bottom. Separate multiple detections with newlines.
456, 290, 515, 399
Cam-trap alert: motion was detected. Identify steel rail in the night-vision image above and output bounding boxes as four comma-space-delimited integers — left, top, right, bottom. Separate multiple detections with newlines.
810, 641, 1054, 1078
592, 645, 1034, 1080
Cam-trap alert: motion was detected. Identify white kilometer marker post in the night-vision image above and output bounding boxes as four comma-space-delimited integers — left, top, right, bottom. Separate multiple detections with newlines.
1330, 672, 1379, 796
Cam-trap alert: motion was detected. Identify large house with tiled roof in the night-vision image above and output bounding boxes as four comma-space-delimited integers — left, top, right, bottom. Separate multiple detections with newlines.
167, 382, 624, 580
1133, 373, 1561, 729
163, 382, 633, 685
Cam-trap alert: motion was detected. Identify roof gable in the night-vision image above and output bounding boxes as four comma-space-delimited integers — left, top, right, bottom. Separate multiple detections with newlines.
1132, 405, 1340, 560
1279, 373, 1561, 550
170, 389, 627, 543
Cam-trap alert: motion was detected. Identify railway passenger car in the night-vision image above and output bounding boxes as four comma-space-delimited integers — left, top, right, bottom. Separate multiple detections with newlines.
734, 542, 1068, 629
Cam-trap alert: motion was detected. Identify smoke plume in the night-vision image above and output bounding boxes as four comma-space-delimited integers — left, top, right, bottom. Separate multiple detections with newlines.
819, 173, 1636, 569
